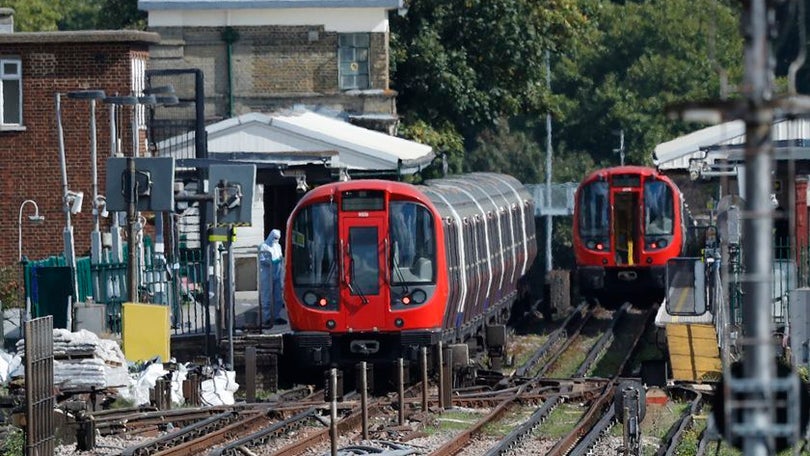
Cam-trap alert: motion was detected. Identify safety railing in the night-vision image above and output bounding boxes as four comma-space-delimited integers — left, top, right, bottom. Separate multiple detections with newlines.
24, 239, 206, 336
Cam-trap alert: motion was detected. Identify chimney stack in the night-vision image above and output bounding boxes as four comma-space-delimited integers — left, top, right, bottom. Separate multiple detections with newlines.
0, 8, 14, 34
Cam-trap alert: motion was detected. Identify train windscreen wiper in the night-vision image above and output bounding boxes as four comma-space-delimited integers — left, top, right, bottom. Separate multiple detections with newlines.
348, 257, 369, 305
390, 245, 410, 294
320, 258, 337, 287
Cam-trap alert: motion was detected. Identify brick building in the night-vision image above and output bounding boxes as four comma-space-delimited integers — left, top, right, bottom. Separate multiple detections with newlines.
0, 29, 160, 268
139, 0, 403, 133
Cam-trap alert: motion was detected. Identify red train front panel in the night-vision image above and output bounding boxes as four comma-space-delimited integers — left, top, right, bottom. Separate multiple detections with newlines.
573, 166, 684, 304
283, 180, 448, 368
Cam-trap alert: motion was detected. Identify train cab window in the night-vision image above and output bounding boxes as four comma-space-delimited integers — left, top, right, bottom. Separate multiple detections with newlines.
644, 180, 674, 235
290, 203, 338, 286
578, 181, 610, 238
349, 227, 380, 295
390, 201, 436, 284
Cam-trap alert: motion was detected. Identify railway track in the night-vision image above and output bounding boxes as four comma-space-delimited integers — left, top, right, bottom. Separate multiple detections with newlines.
52, 302, 712, 456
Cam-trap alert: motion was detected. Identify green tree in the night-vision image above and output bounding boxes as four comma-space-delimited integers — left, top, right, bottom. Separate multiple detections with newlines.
0, 0, 145, 31
466, 119, 544, 184
96, 0, 146, 30
391, 0, 588, 173
0, 0, 61, 31
59, 0, 102, 30
554, 0, 743, 167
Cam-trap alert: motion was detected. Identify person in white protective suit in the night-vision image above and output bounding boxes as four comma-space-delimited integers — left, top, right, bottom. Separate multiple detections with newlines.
259, 229, 285, 327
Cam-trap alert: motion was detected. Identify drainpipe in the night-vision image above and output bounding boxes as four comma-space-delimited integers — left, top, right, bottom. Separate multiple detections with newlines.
222, 27, 240, 118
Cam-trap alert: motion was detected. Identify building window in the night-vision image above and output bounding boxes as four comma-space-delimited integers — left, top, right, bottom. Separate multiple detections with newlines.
1, 58, 22, 125
339, 33, 370, 90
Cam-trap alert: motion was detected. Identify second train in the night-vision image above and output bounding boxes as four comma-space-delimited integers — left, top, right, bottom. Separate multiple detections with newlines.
573, 166, 690, 307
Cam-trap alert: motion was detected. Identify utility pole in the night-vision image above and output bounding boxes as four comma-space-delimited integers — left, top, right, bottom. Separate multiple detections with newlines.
669, 1, 810, 452
544, 50, 553, 274
613, 129, 625, 166
739, 2, 775, 454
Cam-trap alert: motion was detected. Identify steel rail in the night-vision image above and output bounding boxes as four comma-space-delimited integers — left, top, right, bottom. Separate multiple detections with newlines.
209, 407, 318, 456
121, 411, 242, 456
514, 302, 589, 378
545, 306, 655, 456
655, 390, 703, 456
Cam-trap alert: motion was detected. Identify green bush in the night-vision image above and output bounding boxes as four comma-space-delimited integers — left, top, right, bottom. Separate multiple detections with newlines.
1, 426, 23, 456
0, 266, 22, 309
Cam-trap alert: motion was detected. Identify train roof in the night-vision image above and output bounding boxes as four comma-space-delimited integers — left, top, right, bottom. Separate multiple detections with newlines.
422, 173, 533, 221
579, 166, 675, 185
292, 173, 533, 222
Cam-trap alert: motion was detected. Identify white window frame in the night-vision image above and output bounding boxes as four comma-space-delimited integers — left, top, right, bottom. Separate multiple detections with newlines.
338, 33, 370, 90
132, 57, 146, 130
0, 57, 22, 126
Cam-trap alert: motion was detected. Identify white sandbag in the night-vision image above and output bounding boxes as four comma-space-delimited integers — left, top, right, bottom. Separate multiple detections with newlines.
200, 370, 239, 406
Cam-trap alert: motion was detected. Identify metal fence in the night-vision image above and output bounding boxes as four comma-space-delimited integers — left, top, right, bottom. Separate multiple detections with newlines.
727, 237, 808, 328
24, 239, 206, 336
526, 182, 578, 217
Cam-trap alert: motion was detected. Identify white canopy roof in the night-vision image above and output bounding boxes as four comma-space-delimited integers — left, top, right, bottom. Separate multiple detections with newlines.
161, 110, 435, 174
653, 119, 810, 170
653, 121, 746, 170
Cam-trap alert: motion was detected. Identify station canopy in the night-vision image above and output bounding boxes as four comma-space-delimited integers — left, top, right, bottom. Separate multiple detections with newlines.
160, 110, 434, 175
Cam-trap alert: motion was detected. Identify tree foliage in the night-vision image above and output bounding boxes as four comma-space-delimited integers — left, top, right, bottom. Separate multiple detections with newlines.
466, 120, 544, 184
0, 0, 145, 31
553, 0, 743, 167
0, 0, 61, 31
391, 0, 588, 172
394, 0, 743, 183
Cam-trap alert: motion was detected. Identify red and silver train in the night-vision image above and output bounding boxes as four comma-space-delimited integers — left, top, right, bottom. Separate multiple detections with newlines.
283, 173, 536, 372
573, 166, 688, 306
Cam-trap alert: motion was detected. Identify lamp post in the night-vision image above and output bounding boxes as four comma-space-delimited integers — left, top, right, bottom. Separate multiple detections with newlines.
18, 199, 44, 321
67, 90, 106, 264
55, 92, 84, 304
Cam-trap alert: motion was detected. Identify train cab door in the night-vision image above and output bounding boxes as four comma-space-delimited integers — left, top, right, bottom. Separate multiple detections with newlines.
339, 214, 387, 329
611, 190, 640, 266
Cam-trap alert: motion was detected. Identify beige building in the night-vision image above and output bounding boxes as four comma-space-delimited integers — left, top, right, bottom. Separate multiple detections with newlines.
139, 0, 404, 133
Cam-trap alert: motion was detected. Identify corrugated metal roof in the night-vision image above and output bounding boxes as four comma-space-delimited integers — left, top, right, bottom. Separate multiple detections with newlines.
271, 111, 433, 172
653, 121, 746, 170
138, 0, 402, 10
654, 118, 810, 170
159, 110, 434, 174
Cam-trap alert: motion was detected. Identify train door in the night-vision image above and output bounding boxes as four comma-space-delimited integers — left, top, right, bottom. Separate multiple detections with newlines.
612, 190, 640, 265
339, 214, 387, 329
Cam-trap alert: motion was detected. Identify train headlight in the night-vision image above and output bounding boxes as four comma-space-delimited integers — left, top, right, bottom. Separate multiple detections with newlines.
657, 239, 668, 248
303, 291, 318, 306
411, 289, 427, 304
400, 289, 427, 305
586, 240, 596, 249
596, 242, 604, 251
318, 297, 329, 307
395, 318, 404, 328
326, 320, 336, 329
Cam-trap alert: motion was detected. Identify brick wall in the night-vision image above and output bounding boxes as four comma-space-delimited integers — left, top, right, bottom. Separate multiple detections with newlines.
148, 25, 395, 121
0, 41, 151, 267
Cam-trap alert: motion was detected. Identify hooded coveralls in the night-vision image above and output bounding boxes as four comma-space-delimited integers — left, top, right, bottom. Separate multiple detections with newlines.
259, 229, 284, 324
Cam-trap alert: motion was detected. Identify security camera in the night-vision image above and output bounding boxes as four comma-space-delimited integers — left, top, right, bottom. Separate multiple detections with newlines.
69, 191, 84, 214
296, 175, 309, 193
